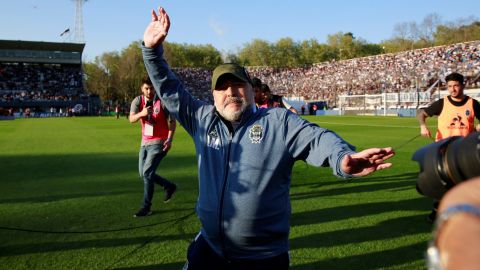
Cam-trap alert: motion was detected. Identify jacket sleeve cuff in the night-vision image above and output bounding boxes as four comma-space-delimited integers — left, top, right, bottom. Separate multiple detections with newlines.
141, 42, 164, 59
335, 150, 357, 178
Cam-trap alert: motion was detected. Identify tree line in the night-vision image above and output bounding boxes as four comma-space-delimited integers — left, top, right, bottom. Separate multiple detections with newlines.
83, 14, 480, 103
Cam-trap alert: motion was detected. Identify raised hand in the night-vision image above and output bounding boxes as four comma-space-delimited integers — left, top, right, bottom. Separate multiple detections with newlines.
143, 7, 170, 48
341, 147, 395, 177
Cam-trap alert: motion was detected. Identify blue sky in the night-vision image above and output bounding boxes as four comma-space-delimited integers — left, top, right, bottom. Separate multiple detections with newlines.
1, 0, 479, 62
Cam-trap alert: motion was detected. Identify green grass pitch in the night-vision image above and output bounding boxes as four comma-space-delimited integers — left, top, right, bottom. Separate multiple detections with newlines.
0, 115, 438, 269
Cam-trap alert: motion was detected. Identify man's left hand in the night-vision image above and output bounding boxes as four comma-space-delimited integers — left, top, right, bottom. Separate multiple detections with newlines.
341, 147, 395, 177
162, 139, 172, 152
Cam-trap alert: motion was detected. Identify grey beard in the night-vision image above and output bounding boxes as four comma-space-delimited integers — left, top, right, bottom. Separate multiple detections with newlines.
218, 97, 248, 122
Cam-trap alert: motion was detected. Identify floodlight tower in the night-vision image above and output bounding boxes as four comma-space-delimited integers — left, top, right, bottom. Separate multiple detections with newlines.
73, 0, 87, 43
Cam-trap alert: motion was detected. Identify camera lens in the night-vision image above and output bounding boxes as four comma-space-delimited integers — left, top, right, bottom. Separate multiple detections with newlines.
412, 132, 480, 200
444, 132, 480, 184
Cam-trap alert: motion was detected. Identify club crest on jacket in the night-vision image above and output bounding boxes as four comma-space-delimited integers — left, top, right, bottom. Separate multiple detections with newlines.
249, 124, 264, 144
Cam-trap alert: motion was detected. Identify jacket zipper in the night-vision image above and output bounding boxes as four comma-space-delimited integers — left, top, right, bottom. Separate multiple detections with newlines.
218, 130, 233, 260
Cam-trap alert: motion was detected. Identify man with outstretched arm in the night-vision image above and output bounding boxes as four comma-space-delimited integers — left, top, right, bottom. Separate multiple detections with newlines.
142, 6, 395, 269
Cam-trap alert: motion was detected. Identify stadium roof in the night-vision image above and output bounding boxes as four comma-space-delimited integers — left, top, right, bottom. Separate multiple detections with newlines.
0, 40, 85, 53
0, 40, 85, 64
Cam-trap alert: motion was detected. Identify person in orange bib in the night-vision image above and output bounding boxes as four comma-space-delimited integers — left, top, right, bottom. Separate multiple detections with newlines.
417, 72, 480, 142
417, 72, 480, 222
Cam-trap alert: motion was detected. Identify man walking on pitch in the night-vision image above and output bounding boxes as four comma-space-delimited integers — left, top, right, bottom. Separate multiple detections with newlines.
142, 7, 394, 269
129, 76, 177, 217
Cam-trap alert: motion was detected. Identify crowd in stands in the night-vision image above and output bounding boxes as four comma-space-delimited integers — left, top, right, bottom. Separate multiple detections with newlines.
0, 90, 80, 103
0, 63, 83, 102
172, 67, 213, 103
249, 40, 480, 107
1, 41, 479, 113
170, 40, 480, 108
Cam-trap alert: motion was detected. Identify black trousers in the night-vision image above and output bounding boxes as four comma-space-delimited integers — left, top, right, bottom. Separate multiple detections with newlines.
183, 234, 290, 270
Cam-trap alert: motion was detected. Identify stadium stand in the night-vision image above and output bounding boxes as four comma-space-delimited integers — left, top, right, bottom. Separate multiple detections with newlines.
248, 40, 480, 108
1, 40, 478, 118
0, 40, 100, 118
172, 67, 212, 103
170, 40, 480, 111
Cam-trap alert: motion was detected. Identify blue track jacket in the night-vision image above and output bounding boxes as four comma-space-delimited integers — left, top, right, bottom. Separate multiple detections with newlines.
143, 44, 357, 260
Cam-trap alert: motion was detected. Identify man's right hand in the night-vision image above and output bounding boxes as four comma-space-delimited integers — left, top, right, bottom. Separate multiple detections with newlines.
420, 125, 432, 139
143, 7, 171, 48
140, 106, 151, 117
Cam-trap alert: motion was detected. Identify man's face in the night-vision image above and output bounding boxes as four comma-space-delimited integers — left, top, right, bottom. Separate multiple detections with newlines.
447, 80, 464, 99
261, 91, 271, 103
141, 83, 155, 100
213, 74, 254, 122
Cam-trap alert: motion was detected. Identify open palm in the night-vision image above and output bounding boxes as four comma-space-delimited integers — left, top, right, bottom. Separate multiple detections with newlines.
143, 7, 170, 48
341, 147, 394, 177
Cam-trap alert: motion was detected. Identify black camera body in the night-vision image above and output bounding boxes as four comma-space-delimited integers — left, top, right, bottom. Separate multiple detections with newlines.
412, 132, 480, 200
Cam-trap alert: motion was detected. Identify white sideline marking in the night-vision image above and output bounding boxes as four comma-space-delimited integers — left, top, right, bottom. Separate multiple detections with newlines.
313, 121, 418, 129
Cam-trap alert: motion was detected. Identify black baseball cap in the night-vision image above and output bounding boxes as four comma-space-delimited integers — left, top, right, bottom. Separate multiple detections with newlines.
211, 63, 252, 90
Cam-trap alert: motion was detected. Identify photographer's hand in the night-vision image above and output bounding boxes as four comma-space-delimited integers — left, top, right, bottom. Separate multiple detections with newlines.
341, 147, 395, 177
140, 106, 151, 117
129, 106, 152, 123
162, 139, 172, 152
436, 178, 480, 270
